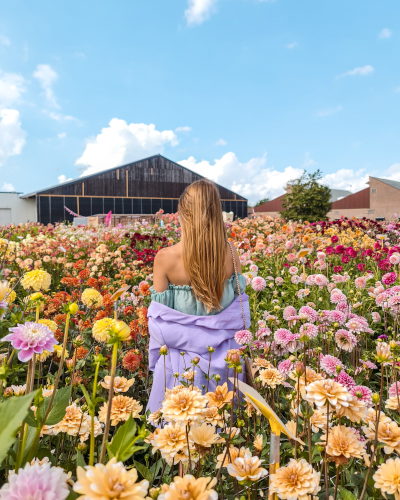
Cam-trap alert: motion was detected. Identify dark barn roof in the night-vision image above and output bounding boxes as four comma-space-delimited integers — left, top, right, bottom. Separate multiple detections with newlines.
21, 155, 247, 202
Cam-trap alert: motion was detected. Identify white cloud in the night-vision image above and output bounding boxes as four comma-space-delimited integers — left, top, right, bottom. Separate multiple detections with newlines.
317, 105, 342, 117
33, 64, 59, 108
175, 126, 192, 132
179, 152, 303, 203
0, 71, 26, 108
1, 182, 15, 191
382, 163, 400, 181
379, 28, 392, 39
58, 132, 66, 139
395, 86, 400, 93
76, 119, 179, 176
0, 35, 10, 46
302, 152, 316, 167
285, 42, 298, 49
44, 111, 77, 122
215, 138, 227, 146
320, 169, 369, 193
337, 65, 374, 78
0, 109, 27, 166
185, 0, 219, 25
58, 174, 72, 183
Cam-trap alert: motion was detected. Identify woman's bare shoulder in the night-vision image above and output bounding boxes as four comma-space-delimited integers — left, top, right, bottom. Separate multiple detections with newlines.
154, 242, 182, 267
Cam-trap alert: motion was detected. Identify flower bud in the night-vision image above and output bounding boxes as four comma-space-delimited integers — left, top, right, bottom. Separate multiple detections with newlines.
77, 442, 87, 452
3, 387, 13, 398
372, 393, 380, 404
229, 353, 241, 365
207, 346, 215, 353
112, 320, 131, 341
65, 358, 74, 369
235, 365, 243, 374
215, 374, 221, 383
390, 340, 397, 350
69, 302, 79, 315
31, 292, 43, 301
160, 345, 168, 355
192, 357, 200, 365
336, 365, 342, 374
295, 362, 305, 376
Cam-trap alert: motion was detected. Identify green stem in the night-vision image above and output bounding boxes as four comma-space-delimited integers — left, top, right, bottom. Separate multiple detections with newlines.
89, 361, 101, 466
99, 342, 118, 463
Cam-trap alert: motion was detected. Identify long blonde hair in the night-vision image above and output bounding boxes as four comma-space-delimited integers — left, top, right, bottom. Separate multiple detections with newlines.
179, 179, 226, 313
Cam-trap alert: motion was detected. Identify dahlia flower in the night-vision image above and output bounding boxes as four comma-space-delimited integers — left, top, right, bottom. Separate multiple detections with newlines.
92, 318, 116, 343
21, 269, 51, 291
100, 375, 135, 393
3, 322, 57, 362
335, 329, 357, 352
158, 475, 217, 500
277, 359, 294, 378
206, 383, 233, 408
122, 350, 142, 371
152, 422, 188, 463
162, 387, 207, 423
334, 371, 356, 391
189, 423, 219, 451
376, 342, 392, 362
335, 395, 368, 423
351, 385, 373, 406
98, 395, 143, 426
298, 305, 319, 323
234, 329, 252, 345
251, 276, 266, 291
373, 457, 400, 500
269, 459, 320, 500
320, 354, 344, 376
81, 288, 103, 309
227, 452, 267, 482
259, 367, 283, 389
305, 379, 352, 409
299, 323, 318, 340
383, 271, 397, 285
363, 420, 400, 454
0, 461, 69, 500
74, 458, 149, 499
201, 406, 225, 427
216, 446, 251, 469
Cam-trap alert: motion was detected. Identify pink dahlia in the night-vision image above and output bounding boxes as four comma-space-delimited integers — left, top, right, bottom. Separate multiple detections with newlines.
320, 354, 344, 376
256, 327, 271, 339
361, 360, 377, 370
234, 330, 253, 345
354, 277, 367, 290
3, 322, 57, 362
389, 252, 400, 265
371, 312, 381, 323
330, 291, 347, 304
277, 359, 294, 378
285, 241, 294, 250
350, 385, 373, 406
329, 310, 347, 325
283, 306, 297, 320
299, 323, 319, 340
274, 328, 294, 346
335, 329, 358, 352
288, 266, 298, 275
1, 461, 69, 500
382, 272, 397, 285
251, 276, 266, 292
298, 306, 319, 323
335, 371, 356, 390
389, 381, 400, 398
314, 274, 328, 287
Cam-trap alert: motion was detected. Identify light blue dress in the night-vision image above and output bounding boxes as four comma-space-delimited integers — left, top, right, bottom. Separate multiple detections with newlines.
150, 273, 247, 316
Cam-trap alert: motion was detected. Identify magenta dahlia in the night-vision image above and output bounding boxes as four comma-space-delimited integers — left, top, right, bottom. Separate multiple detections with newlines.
350, 385, 373, 406
3, 322, 57, 362
320, 354, 344, 376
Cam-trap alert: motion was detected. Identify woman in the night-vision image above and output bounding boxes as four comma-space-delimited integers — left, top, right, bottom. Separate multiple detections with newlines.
147, 179, 251, 413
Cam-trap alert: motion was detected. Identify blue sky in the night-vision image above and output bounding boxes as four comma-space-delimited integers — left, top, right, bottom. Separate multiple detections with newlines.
0, 0, 399, 203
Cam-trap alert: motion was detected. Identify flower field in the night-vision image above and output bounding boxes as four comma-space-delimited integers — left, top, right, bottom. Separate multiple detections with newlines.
1, 214, 400, 499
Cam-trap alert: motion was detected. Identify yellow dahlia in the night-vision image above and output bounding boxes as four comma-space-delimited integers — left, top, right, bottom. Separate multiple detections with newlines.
304, 379, 352, 408
189, 423, 220, 453
81, 288, 103, 309
216, 446, 251, 469
362, 420, 400, 454
335, 395, 368, 423
92, 318, 116, 343
53, 403, 89, 437
162, 387, 207, 423
259, 367, 283, 389
21, 269, 51, 291
5, 288, 16, 304
98, 395, 143, 426
373, 457, 400, 500
74, 457, 149, 499
38, 318, 58, 333
158, 475, 217, 500
269, 459, 321, 500
152, 422, 188, 464
100, 376, 135, 393
319, 425, 365, 463
227, 452, 268, 482
200, 406, 225, 427
206, 383, 233, 408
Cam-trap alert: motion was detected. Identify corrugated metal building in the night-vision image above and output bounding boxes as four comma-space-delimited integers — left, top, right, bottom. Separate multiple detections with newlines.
20, 155, 248, 225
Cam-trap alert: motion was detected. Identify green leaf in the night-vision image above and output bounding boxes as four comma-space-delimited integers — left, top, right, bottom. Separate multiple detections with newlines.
108, 414, 139, 462
133, 460, 152, 482
0, 390, 37, 464
42, 387, 71, 426
66, 490, 79, 500
24, 408, 38, 427
79, 384, 94, 412
338, 486, 357, 500
76, 450, 86, 468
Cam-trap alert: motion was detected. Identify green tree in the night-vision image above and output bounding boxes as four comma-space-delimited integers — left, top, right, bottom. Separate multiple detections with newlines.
253, 197, 270, 207
279, 170, 331, 222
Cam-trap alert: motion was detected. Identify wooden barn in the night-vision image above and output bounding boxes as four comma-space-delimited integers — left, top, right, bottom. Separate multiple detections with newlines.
21, 155, 248, 225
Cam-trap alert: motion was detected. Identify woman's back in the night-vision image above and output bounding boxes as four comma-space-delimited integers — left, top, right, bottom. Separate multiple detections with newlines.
151, 241, 246, 316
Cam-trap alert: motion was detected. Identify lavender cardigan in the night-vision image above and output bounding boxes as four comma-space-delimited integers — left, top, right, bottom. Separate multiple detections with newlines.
147, 293, 251, 413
